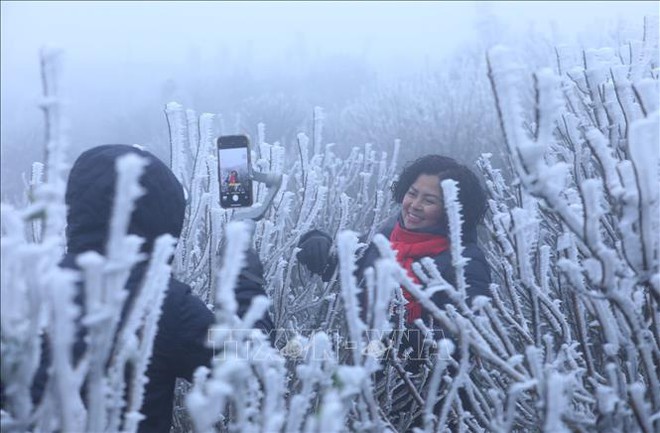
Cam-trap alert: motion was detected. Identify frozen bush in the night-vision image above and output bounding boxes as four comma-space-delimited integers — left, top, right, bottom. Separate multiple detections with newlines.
3, 17, 658, 433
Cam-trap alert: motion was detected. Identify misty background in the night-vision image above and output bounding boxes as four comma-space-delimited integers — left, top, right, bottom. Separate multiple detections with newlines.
1, 1, 656, 202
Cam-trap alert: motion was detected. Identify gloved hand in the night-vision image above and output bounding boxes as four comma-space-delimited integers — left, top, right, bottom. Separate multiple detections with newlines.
296, 230, 332, 275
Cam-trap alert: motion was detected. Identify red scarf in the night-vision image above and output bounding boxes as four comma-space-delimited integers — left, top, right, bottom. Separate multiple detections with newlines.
390, 222, 449, 323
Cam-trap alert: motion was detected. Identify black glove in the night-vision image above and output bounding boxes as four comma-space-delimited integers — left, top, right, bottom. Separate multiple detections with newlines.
297, 230, 332, 275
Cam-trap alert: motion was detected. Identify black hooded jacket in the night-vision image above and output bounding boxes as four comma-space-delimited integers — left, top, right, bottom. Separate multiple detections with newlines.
34, 145, 272, 433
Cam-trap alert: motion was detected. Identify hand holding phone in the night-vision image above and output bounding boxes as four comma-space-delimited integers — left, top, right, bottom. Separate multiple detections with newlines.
217, 135, 254, 208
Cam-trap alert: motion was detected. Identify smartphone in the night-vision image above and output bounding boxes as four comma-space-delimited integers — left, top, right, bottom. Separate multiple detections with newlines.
217, 135, 254, 208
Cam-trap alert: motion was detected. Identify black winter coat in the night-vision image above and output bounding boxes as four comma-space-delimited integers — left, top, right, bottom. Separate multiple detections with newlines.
360, 214, 491, 365
358, 214, 491, 309
32, 145, 272, 433
301, 213, 490, 365
308, 213, 491, 309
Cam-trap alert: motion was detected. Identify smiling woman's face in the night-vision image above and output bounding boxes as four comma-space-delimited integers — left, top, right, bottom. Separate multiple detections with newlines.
401, 173, 443, 230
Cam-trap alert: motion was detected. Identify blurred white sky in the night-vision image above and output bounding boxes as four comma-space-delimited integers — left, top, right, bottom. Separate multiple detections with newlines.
2, 0, 656, 121
2, 1, 656, 74
2, 0, 655, 120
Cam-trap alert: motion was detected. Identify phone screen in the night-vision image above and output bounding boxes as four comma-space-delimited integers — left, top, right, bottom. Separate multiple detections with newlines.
217, 136, 253, 208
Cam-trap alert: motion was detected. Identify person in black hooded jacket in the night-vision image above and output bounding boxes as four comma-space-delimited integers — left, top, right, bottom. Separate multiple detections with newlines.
32, 144, 273, 433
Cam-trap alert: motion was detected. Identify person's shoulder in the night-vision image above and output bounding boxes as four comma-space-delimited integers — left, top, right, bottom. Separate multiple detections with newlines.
153, 278, 215, 382
160, 278, 213, 327
379, 213, 399, 237
299, 229, 332, 244
161, 278, 192, 304
461, 241, 491, 286
59, 253, 79, 270
462, 242, 488, 262
431, 242, 488, 269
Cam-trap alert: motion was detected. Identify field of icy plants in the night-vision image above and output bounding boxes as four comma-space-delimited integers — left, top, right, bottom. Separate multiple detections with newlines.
2, 19, 659, 433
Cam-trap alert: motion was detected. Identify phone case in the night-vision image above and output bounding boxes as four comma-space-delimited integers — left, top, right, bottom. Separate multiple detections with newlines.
217, 135, 253, 208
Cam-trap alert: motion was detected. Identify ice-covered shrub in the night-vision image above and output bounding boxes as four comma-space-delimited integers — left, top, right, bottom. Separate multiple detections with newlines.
474, 18, 659, 431
1, 49, 177, 433
3, 17, 658, 433
155, 18, 660, 431
165, 100, 410, 431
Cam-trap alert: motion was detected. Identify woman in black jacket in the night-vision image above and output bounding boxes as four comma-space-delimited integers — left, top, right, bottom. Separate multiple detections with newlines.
297, 155, 491, 426
297, 154, 491, 350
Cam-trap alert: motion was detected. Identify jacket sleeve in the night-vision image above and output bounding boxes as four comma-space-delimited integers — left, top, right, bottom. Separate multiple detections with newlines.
170, 249, 275, 380
235, 249, 275, 338
321, 231, 376, 283
462, 249, 491, 300
431, 244, 491, 308
169, 285, 216, 381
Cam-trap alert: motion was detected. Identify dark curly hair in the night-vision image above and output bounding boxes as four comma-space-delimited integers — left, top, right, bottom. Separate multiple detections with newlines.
391, 154, 487, 233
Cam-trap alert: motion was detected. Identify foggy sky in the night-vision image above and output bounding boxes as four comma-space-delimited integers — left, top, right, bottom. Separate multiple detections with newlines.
1, 1, 657, 201
3, 2, 654, 84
